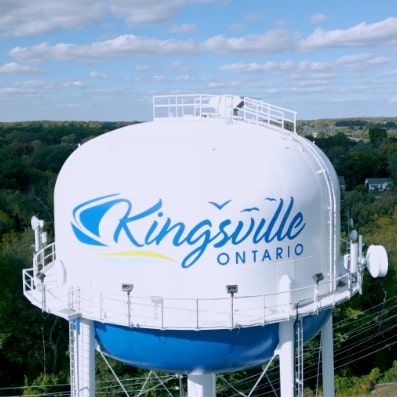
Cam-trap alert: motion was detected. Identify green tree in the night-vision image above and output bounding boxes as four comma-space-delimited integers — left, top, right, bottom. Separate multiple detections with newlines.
369, 126, 387, 146
0, 230, 69, 387
389, 151, 397, 188
22, 373, 68, 396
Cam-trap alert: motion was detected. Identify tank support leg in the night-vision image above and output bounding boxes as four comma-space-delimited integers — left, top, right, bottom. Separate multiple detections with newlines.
278, 320, 295, 397
70, 318, 95, 397
322, 314, 335, 397
187, 373, 216, 397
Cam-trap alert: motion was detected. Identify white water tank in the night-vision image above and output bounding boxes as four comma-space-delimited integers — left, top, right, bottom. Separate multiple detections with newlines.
56, 106, 339, 305
52, 94, 342, 373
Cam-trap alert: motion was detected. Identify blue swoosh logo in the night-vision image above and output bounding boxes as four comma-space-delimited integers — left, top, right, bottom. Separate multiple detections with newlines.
71, 193, 130, 246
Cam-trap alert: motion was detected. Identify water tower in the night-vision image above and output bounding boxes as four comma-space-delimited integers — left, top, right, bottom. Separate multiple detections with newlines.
23, 94, 388, 397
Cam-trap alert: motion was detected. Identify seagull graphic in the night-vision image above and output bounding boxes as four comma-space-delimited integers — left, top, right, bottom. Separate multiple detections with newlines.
208, 200, 232, 210
241, 207, 260, 212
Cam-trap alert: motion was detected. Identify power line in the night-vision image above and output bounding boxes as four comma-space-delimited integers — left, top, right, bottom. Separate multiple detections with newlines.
1, 296, 396, 397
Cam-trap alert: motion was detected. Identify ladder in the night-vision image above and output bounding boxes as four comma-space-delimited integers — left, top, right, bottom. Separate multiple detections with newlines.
68, 287, 81, 397
69, 319, 78, 397
295, 317, 304, 397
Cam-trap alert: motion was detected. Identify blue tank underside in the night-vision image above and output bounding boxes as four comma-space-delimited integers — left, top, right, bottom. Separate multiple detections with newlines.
94, 309, 331, 374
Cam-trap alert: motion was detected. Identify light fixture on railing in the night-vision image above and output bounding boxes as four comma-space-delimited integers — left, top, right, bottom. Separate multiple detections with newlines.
226, 285, 238, 328
226, 284, 238, 297
36, 271, 46, 313
312, 273, 324, 312
36, 271, 46, 282
121, 283, 133, 293
312, 273, 324, 284
122, 284, 134, 327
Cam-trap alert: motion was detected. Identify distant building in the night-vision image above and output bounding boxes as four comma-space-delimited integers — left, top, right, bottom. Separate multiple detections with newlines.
365, 178, 390, 191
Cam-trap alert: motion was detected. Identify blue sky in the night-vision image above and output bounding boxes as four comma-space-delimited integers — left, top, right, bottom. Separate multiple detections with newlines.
1, 0, 397, 121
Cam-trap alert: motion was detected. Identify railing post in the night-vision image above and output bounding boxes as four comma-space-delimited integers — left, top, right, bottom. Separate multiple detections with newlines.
161, 298, 164, 329
226, 285, 238, 328
263, 294, 266, 324
293, 112, 297, 133
196, 299, 199, 329
127, 292, 132, 327
99, 292, 103, 322
267, 104, 270, 126
121, 284, 134, 327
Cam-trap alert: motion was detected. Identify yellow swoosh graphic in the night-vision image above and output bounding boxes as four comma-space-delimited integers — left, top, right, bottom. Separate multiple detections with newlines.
103, 250, 176, 262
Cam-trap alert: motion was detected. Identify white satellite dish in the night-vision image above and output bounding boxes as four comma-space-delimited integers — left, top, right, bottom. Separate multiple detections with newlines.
366, 245, 388, 278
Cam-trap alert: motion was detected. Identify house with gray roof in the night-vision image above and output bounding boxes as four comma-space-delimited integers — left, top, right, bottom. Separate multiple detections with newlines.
364, 178, 391, 191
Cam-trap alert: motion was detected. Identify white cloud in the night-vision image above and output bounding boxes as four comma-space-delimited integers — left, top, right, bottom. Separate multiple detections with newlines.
0, 87, 21, 94
201, 30, 296, 54
14, 80, 54, 88
135, 64, 154, 71
296, 60, 332, 71
336, 53, 376, 63
0, 0, 221, 37
288, 71, 336, 82
228, 23, 243, 31
366, 56, 389, 65
208, 81, 226, 88
9, 17, 395, 66
9, 35, 199, 63
0, 62, 44, 74
1, 2, 396, 121
242, 11, 264, 23
310, 13, 327, 24
63, 81, 85, 88
168, 23, 197, 33
299, 17, 397, 51
0, 80, 57, 95
8, 29, 296, 63
89, 71, 109, 79
108, 0, 186, 25
151, 75, 173, 83
108, 0, 180, 25
111, 0, 221, 25
218, 60, 331, 74
335, 52, 389, 73
0, 0, 105, 37
380, 68, 397, 76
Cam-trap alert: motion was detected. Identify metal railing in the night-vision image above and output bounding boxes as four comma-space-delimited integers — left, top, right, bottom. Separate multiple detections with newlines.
83, 273, 356, 330
153, 94, 297, 133
33, 241, 56, 275
23, 242, 56, 309
22, 268, 35, 295
23, 243, 361, 330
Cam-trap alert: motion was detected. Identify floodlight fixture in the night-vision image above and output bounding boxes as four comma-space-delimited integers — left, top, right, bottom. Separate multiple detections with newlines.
226, 284, 238, 296
122, 283, 134, 293
312, 273, 324, 284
